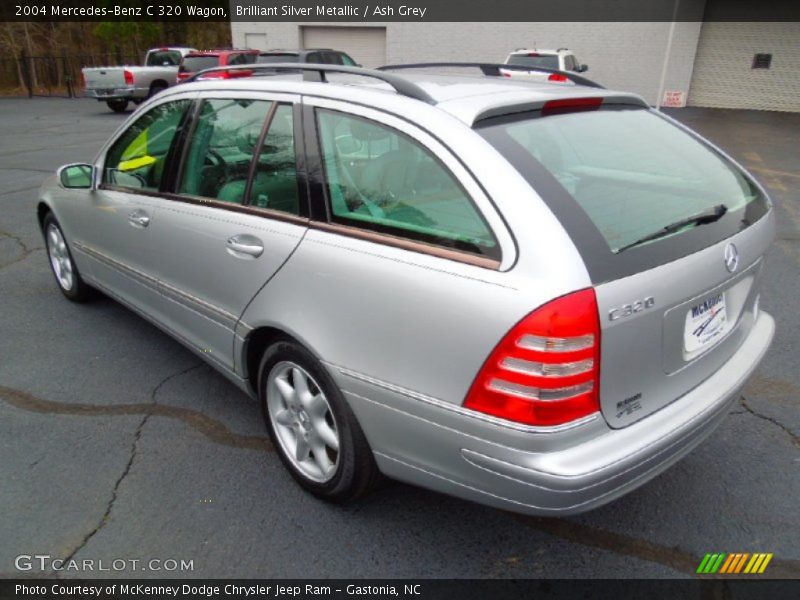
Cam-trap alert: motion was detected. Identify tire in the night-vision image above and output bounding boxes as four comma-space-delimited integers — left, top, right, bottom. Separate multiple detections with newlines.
106, 99, 129, 113
43, 213, 94, 303
148, 83, 168, 98
259, 340, 380, 502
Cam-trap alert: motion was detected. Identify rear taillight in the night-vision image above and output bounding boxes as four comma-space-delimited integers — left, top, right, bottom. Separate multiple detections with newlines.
123, 70, 135, 85
463, 289, 601, 427
548, 73, 569, 82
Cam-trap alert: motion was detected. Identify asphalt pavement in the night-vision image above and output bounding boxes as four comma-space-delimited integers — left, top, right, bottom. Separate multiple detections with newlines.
0, 97, 798, 579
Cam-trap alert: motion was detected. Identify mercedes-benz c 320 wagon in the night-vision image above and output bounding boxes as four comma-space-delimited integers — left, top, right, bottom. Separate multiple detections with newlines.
38, 62, 774, 514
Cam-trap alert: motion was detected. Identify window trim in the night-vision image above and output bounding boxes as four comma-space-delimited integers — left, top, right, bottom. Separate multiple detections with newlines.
302, 100, 511, 269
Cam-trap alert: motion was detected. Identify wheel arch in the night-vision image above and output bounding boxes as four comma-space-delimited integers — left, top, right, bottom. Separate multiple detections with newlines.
37, 201, 54, 234
242, 325, 317, 394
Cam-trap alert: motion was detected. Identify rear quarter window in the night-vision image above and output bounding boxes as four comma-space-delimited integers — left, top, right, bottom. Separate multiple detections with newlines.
316, 109, 499, 259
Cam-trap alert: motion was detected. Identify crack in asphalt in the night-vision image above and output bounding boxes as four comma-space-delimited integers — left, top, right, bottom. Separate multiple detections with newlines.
739, 396, 800, 449
56, 363, 220, 566
0, 229, 43, 270
0, 383, 272, 452
514, 515, 800, 578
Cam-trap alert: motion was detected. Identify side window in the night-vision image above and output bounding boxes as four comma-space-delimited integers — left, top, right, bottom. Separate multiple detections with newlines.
563, 55, 575, 71
250, 104, 301, 215
178, 98, 272, 204
103, 99, 191, 191
306, 52, 322, 64
324, 52, 344, 65
316, 109, 498, 258
340, 53, 357, 66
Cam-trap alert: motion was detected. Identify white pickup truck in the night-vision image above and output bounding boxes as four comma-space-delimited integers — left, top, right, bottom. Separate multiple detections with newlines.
82, 47, 196, 113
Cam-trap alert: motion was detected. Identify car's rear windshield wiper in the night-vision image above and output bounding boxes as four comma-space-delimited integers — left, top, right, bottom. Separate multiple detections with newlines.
617, 204, 728, 253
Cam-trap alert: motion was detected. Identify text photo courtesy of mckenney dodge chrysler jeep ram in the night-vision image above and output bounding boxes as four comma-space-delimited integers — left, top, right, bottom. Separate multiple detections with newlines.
40, 61, 774, 515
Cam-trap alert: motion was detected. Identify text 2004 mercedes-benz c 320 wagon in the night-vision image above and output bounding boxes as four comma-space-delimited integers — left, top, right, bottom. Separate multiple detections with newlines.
38, 63, 774, 514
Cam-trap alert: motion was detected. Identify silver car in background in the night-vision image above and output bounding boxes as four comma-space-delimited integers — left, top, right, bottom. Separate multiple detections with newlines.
37, 62, 774, 515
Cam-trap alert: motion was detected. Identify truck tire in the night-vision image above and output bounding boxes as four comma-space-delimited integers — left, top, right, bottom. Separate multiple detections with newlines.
106, 99, 129, 113
148, 82, 168, 98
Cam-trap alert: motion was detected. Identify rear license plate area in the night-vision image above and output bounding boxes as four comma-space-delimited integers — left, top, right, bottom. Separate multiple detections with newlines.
684, 292, 731, 353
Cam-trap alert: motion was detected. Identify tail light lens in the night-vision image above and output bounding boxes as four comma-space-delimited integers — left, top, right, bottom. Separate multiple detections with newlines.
548, 73, 569, 82
463, 289, 601, 426
123, 70, 135, 85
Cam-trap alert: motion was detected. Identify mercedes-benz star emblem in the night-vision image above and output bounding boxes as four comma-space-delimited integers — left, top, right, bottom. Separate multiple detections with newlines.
724, 243, 739, 273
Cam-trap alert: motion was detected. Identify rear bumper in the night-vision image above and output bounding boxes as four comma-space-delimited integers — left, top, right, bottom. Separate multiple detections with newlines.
337, 311, 774, 515
85, 86, 148, 100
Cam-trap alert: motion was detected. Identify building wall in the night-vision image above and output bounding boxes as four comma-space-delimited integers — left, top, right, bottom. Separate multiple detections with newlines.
688, 22, 800, 112
231, 21, 703, 105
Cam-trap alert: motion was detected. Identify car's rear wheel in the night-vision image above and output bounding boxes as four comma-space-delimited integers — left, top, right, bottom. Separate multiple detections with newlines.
43, 213, 93, 302
106, 99, 128, 113
259, 340, 379, 502
148, 83, 168, 98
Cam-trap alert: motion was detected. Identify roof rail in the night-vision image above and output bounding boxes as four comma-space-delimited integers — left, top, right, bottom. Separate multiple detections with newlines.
378, 62, 604, 89
183, 63, 437, 104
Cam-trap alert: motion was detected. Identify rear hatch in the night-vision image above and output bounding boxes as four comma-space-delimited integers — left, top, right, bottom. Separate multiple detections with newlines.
478, 101, 773, 428
83, 68, 126, 90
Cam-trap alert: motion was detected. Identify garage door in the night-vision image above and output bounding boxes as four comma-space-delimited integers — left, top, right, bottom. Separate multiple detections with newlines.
688, 22, 800, 112
301, 26, 387, 68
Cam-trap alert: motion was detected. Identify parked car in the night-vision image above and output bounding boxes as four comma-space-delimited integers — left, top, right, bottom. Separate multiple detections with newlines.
177, 49, 260, 82
82, 47, 196, 113
501, 48, 588, 82
38, 62, 775, 515
257, 48, 360, 67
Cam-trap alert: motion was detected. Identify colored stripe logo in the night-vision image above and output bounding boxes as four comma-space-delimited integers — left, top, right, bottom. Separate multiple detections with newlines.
697, 552, 773, 574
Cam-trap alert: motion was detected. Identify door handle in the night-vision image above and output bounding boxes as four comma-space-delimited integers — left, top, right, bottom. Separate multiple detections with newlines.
128, 210, 150, 228
226, 234, 263, 258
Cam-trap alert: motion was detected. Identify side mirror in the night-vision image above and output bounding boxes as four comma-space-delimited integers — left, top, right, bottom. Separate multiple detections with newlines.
58, 164, 94, 189
578, 64, 589, 73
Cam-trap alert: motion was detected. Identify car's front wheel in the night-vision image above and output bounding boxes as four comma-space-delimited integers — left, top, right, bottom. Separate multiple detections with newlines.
43, 213, 93, 302
259, 340, 380, 502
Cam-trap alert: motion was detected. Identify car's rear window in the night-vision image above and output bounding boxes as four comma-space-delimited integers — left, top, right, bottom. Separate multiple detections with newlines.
478, 106, 769, 281
507, 54, 560, 70
146, 50, 182, 66
257, 54, 299, 63
179, 56, 219, 73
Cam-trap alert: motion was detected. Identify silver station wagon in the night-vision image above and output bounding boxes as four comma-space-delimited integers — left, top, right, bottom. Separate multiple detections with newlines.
38, 63, 775, 514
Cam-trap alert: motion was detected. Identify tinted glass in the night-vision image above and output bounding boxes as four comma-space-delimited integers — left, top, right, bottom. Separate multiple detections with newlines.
257, 54, 299, 63
306, 52, 323, 64
507, 54, 560, 69
146, 50, 182, 66
563, 55, 575, 70
250, 105, 300, 214
103, 100, 191, 191
228, 53, 257, 65
179, 56, 219, 73
339, 53, 357, 66
483, 108, 765, 253
317, 109, 498, 258
324, 52, 344, 65
179, 99, 272, 204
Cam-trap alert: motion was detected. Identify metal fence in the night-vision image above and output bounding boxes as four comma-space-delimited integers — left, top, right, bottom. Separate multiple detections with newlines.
0, 53, 141, 98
